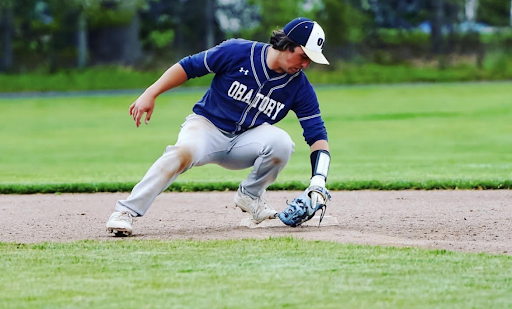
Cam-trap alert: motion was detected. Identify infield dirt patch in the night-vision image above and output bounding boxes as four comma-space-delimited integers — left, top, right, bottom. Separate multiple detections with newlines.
1, 190, 510, 255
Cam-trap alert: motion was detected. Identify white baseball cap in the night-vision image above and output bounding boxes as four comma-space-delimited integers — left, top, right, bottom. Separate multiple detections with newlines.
283, 17, 329, 65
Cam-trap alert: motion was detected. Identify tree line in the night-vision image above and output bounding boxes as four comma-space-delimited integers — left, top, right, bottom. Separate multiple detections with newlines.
1, 0, 511, 73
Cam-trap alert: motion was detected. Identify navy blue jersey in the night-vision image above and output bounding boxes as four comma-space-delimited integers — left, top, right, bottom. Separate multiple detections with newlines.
179, 38, 327, 146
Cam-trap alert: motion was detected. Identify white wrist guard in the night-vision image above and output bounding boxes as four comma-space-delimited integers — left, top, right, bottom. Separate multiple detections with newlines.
310, 149, 330, 182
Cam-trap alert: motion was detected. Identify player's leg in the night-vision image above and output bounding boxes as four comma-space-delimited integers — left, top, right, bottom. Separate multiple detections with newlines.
220, 124, 295, 223
106, 114, 231, 236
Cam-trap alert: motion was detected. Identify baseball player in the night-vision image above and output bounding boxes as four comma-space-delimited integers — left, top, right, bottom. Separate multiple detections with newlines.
106, 17, 332, 236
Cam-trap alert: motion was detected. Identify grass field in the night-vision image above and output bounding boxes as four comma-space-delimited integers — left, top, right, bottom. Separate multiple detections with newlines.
1, 238, 512, 309
1, 82, 511, 191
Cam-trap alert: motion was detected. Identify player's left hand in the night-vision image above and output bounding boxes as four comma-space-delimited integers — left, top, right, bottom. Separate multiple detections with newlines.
278, 176, 331, 227
129, 91, 156, 127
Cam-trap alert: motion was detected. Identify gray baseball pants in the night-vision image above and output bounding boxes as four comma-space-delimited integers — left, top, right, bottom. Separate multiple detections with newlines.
115, 114, 295, 216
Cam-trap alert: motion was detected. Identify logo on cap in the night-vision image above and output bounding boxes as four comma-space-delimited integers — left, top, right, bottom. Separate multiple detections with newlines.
317, 38, 324, 48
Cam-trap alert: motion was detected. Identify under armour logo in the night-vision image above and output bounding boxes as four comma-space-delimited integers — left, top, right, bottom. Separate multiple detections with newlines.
239, 67, 249, 75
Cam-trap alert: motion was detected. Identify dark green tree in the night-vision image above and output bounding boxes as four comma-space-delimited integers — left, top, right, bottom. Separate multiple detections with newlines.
0, 0, 14, 71
243, 0, 314, 43
140, 0, 225, 62
314, 0, 372, 61
478, 0, 511, 26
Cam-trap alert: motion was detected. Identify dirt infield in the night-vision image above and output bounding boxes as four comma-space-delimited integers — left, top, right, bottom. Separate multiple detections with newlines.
1, 190, 511, 255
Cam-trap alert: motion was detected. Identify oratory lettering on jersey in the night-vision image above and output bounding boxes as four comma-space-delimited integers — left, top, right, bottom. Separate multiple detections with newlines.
227, 81, 285, 120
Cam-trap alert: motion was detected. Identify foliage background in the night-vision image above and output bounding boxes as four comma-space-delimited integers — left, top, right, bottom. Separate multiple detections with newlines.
1, 0, 512, 85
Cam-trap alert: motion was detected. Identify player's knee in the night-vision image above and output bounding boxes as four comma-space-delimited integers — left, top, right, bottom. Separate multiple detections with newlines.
266, 130, 295, 162
175, 146, 194, 173
160, 145, 194, 175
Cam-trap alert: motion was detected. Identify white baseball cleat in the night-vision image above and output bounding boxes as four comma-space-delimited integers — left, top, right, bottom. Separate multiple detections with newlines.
234, 189, 277, 224
106, 211, 133, 237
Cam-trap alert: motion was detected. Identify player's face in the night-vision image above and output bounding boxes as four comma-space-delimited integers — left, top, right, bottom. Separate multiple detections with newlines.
283, 46, 311, 74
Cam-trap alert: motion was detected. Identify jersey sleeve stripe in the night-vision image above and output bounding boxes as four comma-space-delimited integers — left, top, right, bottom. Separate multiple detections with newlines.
204, 50, 212, 73
261, 45, 270, 80
250, 42, 262, 88
298, 114, 321, 122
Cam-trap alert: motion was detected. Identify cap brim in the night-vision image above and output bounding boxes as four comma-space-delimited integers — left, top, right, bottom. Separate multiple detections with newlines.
302, 46, 329, 65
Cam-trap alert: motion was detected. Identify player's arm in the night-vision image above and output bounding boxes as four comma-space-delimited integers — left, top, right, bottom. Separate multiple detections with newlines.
292, 80, 330, 189
296, 82, 331, 207
130, 63, 188, 127
130, 39, 236, 128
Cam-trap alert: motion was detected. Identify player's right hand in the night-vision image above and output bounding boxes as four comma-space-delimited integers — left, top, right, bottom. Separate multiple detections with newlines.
129, 92, 156, 127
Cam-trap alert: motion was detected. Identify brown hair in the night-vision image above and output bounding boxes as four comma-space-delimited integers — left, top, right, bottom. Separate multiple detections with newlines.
269, 29, 300, 52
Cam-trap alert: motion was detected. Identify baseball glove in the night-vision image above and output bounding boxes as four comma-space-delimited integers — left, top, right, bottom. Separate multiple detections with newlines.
278, 185, 331, 227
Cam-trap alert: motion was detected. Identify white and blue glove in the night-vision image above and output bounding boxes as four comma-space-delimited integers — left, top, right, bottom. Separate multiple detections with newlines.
278, 176, 331, 227
278, 149, 331, 227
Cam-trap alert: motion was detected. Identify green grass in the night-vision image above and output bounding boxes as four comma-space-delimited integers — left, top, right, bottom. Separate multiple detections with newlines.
1, 82, 511, 192
1, 238, 511, 309
0, 67, 213, 92
1, 60, 512, 92
1, 179, 511, 194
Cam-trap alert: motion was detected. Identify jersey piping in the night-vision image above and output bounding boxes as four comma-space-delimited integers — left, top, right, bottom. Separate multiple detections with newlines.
298, 113, 321, 122
203, 49, 212, 73
234, 43, 288, 133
